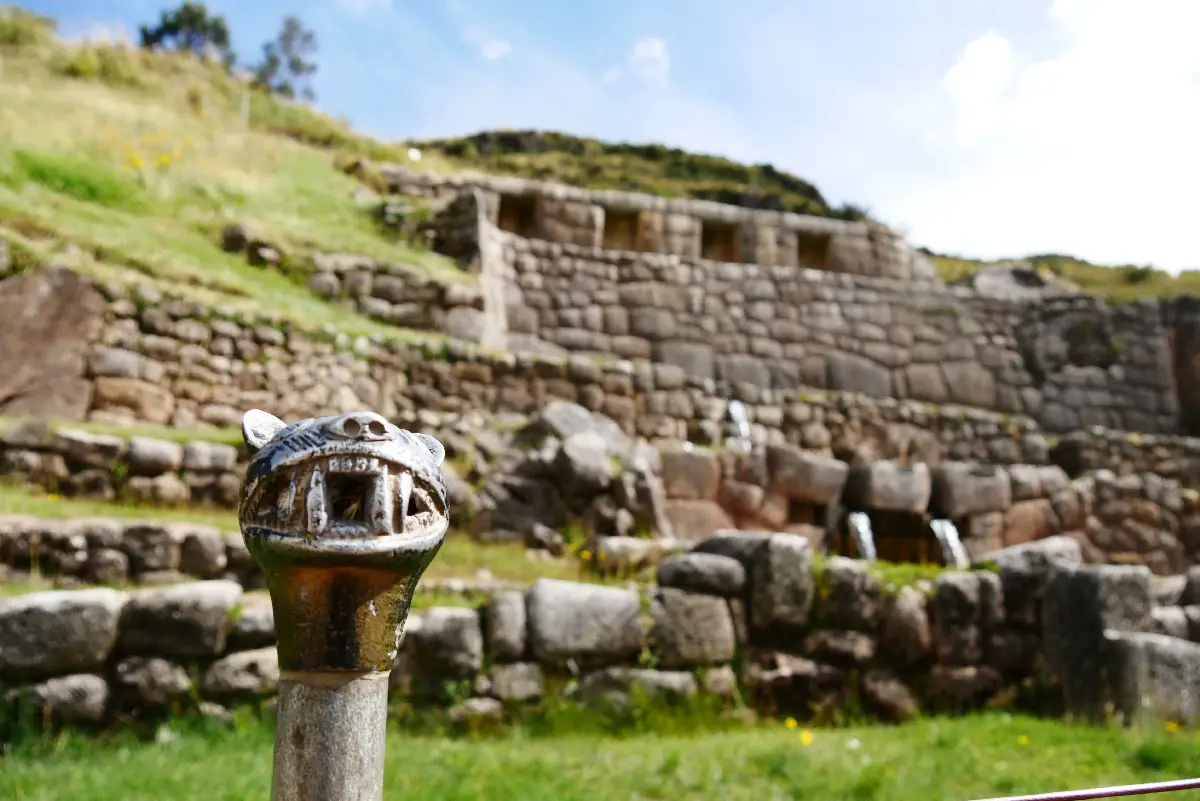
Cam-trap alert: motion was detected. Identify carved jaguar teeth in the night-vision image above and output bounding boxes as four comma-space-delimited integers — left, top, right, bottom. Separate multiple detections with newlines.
370, 463, 393, 537
306, 465, 328, 537
323, 455, 380, 474
396, 470, 413, 535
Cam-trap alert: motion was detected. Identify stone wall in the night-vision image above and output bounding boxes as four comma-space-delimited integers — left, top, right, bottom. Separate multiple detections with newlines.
4, 538, 1199, 731
490, 235, 1181, 436
364, 169, 1188, 436
381, 166, 939, 283
304, 252, 486, 342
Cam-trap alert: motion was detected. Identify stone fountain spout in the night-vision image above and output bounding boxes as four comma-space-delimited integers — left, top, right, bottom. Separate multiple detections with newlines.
237, 409, 450, 801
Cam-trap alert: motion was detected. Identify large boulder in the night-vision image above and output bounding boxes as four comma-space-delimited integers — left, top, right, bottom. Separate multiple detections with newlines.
1043, 565, 1153, 722
979, 536, 1083, 628
818, 556, 882, 632
747, 533, 816, 647
648, 588, 736, 668
0, 588, 127, 681
484, 590, 527, 663
845, 462, 931, 513
525, 579, 644, 666
18, 673, 109, 725
766, 445, 848, 505
116, 580, 243, 659
658, 444, 721, 501
199, 647, 280, 700
1106, 631, 1200, 726
408, 607, 484, 682
931, 463, 1013, 518
657, 552, 746, 597
0, 267, 107, 420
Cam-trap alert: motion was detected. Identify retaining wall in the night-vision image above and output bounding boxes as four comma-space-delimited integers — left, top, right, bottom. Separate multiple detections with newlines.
3, 537, 1199, 731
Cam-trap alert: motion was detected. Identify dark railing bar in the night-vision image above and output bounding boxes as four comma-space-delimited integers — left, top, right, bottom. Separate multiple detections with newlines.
970, 777, 1200, 801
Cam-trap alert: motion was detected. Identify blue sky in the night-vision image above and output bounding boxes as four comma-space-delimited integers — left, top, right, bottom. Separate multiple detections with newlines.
23, 0, 1200, 272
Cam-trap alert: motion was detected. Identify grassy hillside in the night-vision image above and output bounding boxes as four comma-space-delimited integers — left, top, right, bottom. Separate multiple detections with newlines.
408, 130, 869, 221
0, 4, 1195, 318
927, 249, 1200, 304
0, 6, 463, 342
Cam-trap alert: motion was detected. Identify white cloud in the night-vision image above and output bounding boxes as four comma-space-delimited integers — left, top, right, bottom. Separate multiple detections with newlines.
463, 26, 512, 61
628, 36, 671, 89
604, 36, 672, 90
336, 0, 391, 16
890, 0, 1200, 271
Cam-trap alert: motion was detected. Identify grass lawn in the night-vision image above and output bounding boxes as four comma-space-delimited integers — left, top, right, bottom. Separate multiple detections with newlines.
1, 711, 1197, 801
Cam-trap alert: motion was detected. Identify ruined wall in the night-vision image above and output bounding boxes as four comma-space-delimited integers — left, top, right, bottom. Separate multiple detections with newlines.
493, 236, 1183, 436
376, 170, 1188, 436
4, 541, 1199, 731
384, 167, 939, 283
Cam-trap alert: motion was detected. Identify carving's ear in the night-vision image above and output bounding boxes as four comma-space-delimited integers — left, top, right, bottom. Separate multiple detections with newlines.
242, 409, 287, 455
413, 433, 445, 467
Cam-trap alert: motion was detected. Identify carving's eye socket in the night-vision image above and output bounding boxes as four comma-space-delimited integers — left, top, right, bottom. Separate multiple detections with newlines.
368, 420, 386, 436
343, 418, 361, 437
409, 491, 430, 516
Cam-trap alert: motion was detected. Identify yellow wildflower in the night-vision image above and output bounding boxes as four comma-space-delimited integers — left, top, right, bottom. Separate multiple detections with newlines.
579, 550, 591, 561
799, 729, 814, 747
44, 493, 62, 501
130, 155, 144, 170
596, 551, 606, 561
1165, 721, 1180, 733
784, 717, 798, 729
1017, 735, 1030, 745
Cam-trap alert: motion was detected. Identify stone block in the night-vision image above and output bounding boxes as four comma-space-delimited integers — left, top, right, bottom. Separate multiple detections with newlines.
648, 587, 737, 668
658, 444, 721, 501
656, 552, 746, 597
1043, 564, 1153, 722
766, 444, 849, 505
845, 461, 931, 513
526, 579, 644, 666
485, 590, 527, 663
0, 588, 127, 682
931, 463, 1013, 518
748, 533, 815, 646
116, 580, 242, 659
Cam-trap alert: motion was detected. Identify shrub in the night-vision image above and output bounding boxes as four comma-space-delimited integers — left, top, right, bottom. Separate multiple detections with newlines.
0, 6, 55, 49
50, 41, 145, 87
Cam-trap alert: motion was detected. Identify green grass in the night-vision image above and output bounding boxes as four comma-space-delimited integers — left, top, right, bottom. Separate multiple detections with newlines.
930, 250, 1200, 304
1, 710, 1197, 801
0, 11, 469, 344
408, 129, 868, 221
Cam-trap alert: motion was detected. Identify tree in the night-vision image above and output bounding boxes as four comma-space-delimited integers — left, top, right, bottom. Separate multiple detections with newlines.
251, 16, 319, 102
138, 1, 234, 67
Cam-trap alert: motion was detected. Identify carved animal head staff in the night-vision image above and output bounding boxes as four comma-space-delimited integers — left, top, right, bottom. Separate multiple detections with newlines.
237, 409, 450, 673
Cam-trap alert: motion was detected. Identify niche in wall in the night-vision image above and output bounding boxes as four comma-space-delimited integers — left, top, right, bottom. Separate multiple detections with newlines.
700, 219, 741, 263
602, 209, 640, 251
831, 510, 942, 565
497, 194, 538, 238
796, 231, 832, 270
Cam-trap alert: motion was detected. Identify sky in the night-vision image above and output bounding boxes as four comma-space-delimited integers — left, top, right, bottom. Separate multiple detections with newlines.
23, 0, 1200, 272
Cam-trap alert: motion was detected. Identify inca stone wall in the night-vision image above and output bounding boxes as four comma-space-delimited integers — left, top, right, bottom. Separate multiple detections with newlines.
304, 252, 485, 340
374, 169, 1187, 436
488, 234, 1180, 436
4, 538, 1199, 730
